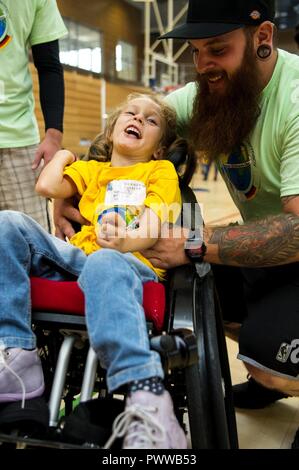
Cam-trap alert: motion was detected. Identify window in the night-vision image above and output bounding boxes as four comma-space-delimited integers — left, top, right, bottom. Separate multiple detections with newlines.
115, 41, 137, 81
275, 0, 299, 30
60, 18, 102, 74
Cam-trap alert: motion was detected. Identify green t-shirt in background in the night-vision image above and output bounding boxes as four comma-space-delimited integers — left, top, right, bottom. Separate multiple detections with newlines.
165, 49, 299, 222
0, 0, 67, 148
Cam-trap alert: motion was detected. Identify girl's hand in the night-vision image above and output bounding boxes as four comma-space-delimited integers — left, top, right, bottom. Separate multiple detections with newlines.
53, 149, 76, 165
100, 212, 126, 228
97, 216, 127, 252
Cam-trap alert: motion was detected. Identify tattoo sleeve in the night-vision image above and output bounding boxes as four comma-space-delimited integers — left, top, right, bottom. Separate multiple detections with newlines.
208, 214, 299, 267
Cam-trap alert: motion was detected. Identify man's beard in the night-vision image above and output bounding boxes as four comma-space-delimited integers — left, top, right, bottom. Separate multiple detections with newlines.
189, 41, 262, 161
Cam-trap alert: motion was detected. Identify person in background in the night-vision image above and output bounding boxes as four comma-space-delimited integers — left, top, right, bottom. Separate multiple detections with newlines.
0, 0, 67, 230
201, 159, 218, 181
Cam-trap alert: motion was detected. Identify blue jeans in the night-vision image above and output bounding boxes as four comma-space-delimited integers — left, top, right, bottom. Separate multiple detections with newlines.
0, 211, 163, 392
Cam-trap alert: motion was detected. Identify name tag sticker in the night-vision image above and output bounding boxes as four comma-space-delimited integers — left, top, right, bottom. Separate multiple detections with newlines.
105, 180, 146, 205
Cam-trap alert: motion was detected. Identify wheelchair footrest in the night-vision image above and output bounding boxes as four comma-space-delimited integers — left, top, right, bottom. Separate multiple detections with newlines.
0, 431, 98, 449
150, 329, 198, 370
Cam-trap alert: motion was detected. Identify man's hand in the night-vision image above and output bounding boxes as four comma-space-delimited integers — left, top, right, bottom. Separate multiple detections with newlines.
32, 128, 63, 170
53, 198, 88, 240
141, 225, 190, 269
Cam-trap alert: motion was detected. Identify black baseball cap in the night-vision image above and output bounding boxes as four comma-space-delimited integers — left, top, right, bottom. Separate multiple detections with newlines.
159, 0, 276, 40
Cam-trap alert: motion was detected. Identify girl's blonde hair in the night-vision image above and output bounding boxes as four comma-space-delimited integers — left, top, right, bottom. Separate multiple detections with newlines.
83, 92, 178, 162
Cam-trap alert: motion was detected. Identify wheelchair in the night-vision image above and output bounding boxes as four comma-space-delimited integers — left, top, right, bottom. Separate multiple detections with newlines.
0, 156, 239, 450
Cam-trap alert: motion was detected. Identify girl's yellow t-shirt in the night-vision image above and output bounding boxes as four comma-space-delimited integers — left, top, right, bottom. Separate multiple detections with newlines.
64, 159, 181, 279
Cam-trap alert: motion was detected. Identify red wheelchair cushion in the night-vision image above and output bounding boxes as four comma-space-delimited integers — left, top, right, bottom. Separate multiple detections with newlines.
30, 277, 166, 331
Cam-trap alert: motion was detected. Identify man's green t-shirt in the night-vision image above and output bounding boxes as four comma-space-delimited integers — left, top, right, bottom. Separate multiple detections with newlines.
0, 0, 67, 148
165, 49, 299, 222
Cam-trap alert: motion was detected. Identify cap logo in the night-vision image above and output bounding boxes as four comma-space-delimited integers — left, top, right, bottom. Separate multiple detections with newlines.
250, 10, 261, 21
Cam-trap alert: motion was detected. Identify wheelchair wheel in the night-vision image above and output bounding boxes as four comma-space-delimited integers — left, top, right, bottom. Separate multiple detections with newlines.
185, 270, 239, 449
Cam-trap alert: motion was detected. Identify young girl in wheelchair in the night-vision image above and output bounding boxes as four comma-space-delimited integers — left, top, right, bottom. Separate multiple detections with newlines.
0, 93, 193, 449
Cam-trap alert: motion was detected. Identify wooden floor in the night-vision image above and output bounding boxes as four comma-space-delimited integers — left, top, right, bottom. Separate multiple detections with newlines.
191, 169, 299, 449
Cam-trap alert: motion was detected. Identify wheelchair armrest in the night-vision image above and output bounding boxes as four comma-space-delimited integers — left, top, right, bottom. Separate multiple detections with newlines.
169, 264, 196, 291
166, 261, 212, 331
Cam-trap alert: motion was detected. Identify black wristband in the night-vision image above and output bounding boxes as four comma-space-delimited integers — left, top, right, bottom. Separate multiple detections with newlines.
184, 228, 206, 263
185, 242, 207, 263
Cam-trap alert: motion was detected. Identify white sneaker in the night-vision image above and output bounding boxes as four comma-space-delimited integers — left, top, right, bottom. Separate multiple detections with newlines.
0, 347, 44, 407
104, 390, 187, 449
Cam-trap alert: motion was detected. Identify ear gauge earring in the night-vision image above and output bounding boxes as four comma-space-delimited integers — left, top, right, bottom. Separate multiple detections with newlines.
257, 44, 272, 60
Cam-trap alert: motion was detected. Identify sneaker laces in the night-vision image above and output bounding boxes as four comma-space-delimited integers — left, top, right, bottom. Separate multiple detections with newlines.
103, 404, 166, 449
0, 346, 26, 409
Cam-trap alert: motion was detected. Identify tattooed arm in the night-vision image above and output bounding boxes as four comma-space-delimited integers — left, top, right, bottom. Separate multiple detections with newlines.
206, 213, 299, 267
141, 214, 299, 269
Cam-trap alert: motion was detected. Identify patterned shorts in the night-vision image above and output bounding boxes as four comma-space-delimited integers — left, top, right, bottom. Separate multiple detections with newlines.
0, 144, 51, 231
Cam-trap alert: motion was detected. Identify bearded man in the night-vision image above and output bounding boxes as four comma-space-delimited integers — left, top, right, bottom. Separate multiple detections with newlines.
158, 0, 299, 445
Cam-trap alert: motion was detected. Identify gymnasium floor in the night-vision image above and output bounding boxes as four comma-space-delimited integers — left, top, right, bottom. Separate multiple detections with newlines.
191, 170, 299, 449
